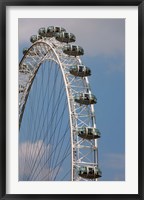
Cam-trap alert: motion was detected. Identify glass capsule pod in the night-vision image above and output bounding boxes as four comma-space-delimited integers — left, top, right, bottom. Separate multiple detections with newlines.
69, 65, 91, 77
47, 26, 66, 37
63, 45, 84, 56
23, 48, 28, 55
55, 32, 76, 43
74, 93, 97, 105
30, 35, 38, 43
78, 166, 102, 179
38, 27, 46, 37
30, 35, 43, 43
76, 127, 101, 139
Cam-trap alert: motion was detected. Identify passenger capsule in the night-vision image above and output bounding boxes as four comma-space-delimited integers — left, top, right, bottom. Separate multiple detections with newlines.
69, 65, 91, 77
76, 127, 101, 139
23, 48, 28, 55
63, 45, 84, 56
55, 32, 76, 43
78, 166, 102, 179
30, 35, 43, 43
74, 93, 97, 105
47, 26, 66, 37
38, 27, 46, 37
30, 35, 38, 43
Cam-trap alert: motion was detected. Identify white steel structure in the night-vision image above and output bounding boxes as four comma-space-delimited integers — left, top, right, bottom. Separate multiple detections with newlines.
19, 26, 102, 181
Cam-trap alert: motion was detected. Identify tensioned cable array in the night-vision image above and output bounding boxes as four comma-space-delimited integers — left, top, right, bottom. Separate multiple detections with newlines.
19, 26, 102, 181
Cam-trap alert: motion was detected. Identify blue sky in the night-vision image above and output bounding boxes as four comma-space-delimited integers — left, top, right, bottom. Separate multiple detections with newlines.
19, 18, 125, 181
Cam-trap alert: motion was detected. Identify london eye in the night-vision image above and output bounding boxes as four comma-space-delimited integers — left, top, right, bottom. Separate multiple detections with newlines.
19, 26, 102, 181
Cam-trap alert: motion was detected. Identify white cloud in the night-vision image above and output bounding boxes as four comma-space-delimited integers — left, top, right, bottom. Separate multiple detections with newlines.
19, 140, 59, 181
19, 18, 125, 57
102, 152, 125, 170
113, 173, 125, 181
100, 152, 125, 181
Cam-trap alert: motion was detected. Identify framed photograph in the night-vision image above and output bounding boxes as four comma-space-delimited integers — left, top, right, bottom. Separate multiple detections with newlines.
0, 0, 143, 199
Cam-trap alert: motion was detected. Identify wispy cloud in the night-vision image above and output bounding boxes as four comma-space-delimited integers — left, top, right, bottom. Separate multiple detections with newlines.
100, 152, 125, 181
19, 140, 59, 181
102, 152, 125, 170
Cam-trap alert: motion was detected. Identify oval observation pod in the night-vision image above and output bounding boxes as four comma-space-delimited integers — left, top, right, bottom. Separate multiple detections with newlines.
47, 26, 66, 37
69, 65, 91, 77
31, 35, 43, 43
63, 45, 84, 56
76, 127, 101, 139
55, 32, 76, 43
74, 93, 97, 105
38, 27, 46, 37
23, 48, 28, 55
30, 35, 38, 43
78, 166, 102, 179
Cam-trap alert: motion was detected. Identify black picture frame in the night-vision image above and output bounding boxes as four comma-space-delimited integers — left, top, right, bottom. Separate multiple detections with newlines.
0, 0, 144, 199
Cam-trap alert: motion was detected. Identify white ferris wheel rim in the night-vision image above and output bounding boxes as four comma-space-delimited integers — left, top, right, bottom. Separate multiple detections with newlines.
19, 36, 99, 181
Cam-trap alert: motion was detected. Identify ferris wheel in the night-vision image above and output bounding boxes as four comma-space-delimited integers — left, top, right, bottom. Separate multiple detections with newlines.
19, 26, 102, 181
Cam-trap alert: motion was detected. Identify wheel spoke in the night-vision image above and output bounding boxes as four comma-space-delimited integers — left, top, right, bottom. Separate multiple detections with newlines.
19, 27, 101, 181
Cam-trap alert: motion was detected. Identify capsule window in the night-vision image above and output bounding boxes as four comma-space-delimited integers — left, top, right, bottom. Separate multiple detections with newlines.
90, 94, 93, 98
65, 33, 69, 38
42, 28, 46, 33
72, 46, 77, 51
88, 128, 92, 135
80, 48, 84, 54
55, 27, 59, 32
47, 26, 54, 32
85, 94, 89, 100
79, 66, 83, 72
89, 168, 94, 174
